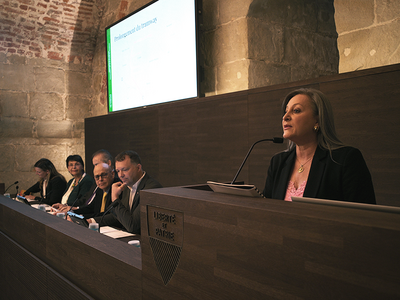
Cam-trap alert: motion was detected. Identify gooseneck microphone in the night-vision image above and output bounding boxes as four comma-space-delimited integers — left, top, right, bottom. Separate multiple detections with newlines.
99, 199, 120, 228
5, 181, 19, 193
231, 137, 284, 184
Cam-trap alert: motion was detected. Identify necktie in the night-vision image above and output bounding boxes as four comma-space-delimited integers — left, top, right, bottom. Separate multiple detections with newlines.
100, 192, 107, 213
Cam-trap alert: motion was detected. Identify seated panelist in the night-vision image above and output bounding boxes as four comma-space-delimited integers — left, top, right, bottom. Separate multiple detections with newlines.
70, 163, 115, 218
263, 88, 376, 204
52, 149, 117, 214
88, 150, 162, 234
21, 158, 67, 205
60, 155, 94, 206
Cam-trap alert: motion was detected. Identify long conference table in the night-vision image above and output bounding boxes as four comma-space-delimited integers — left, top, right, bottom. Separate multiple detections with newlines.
1, 185, 400, 299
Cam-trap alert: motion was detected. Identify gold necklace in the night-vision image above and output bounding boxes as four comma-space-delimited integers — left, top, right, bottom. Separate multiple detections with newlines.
297, 157, 313, 173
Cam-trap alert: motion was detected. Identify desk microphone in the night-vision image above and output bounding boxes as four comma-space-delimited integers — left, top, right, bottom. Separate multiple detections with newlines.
99, 199, 120, 228
5, 181, 19, 193
231, 137, 284, 184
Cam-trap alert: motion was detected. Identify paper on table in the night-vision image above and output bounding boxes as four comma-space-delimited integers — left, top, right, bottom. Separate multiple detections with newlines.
100, 226, 136, 239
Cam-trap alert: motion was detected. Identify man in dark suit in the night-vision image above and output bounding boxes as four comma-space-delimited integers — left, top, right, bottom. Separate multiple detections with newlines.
72, 162, 115, 218
90, 150, 162, 234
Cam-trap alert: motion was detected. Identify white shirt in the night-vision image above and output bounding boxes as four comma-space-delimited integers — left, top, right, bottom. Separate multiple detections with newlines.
127, 172, 146, 209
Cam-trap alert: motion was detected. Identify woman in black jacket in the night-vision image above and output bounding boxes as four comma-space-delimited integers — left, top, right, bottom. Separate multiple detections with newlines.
22, 158, 67, 205
263, 88, 375, 204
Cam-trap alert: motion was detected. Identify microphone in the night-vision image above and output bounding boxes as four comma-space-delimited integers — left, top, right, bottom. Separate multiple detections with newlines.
231, 137, 284, 184
99, 199, 120, 228
5, 181, 19, 193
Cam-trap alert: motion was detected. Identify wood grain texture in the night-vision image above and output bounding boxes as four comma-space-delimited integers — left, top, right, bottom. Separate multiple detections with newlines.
85, 64, 400, 206
140, 186, 400, 300
0, 196, 142, 300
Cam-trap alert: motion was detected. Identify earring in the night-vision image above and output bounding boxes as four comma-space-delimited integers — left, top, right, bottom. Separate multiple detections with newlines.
314, 125, 319, 132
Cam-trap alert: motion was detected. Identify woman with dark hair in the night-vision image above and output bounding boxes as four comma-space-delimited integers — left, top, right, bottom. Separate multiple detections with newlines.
60, 154, 95, 206
22, 158, 67, 205
263, 88, 376, 204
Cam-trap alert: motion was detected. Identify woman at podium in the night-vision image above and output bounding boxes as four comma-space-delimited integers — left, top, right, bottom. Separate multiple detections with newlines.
263, 88, 376, 204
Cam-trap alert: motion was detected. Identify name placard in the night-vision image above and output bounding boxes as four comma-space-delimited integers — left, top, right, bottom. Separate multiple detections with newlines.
147, 205, 183, 246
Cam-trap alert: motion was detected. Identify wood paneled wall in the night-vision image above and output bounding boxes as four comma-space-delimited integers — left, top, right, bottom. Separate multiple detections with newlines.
85, 64, 400, 206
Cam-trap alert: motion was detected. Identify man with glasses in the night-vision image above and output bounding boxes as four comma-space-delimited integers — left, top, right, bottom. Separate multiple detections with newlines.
88, 150, 162, 234
70, 162, 115, 218
52, 149, 117, 216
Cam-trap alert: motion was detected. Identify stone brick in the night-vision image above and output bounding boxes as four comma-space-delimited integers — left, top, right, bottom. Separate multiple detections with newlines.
15, 144, 67, 173
201, 0, 220, 31
7, 54, 26, 65
291, 66, 320, 82
317, 0, 338, 36
201, 65, 217, 96
313, 34, 339, 73
0, 137, 39, 146
248, 61, 291, 89
283, 29, 317, 68
36, 120, 73, 138
0, 117, 34, 138
66, 71, 93, 95
29, 92, 65, 120
0, 53, 6, 63
204, 18, 248, 67
0, 91, 29, 118
376, 0, 400, 23
66, 95, 91, 120
247, 19, 284, 63
219, 0, 252, 24
335, 0, 374, 34
28, 57, 66, 69
216, 59, 249, 94
0, 64, 35, 91
338, 21, 400, 72
248, 0, 319, 32
67, 144, 85, 162
34, 67, 65, 93
0, 145, 16, 172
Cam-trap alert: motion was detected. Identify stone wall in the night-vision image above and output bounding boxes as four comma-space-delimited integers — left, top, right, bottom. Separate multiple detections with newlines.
335, 0, 400, 72
0, 0, 102, 192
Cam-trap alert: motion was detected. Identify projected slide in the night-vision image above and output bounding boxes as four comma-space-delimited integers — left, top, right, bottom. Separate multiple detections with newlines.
106, 0, 198, 112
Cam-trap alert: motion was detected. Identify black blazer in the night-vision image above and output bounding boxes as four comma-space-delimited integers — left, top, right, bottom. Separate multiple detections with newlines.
25, 175, 67, 205
73, 185, 112, 219
95, 172, 162, 233
263, 146, 376, 204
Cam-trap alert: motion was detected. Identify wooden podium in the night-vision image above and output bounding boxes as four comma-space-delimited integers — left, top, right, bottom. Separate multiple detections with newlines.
2, 187, 400, 299
140, 185, 400, 299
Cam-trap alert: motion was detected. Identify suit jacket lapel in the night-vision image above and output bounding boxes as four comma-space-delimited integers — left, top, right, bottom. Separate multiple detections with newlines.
132, 173, 148, 208
304, 147, 328, 198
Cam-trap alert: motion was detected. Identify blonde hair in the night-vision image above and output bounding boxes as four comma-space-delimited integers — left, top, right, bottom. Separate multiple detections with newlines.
282, 88, 345, 151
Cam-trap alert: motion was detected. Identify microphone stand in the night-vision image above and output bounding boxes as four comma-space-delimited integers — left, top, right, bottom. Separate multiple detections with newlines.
99, 200, 120, 228
231, 137, 283, 184
4, 181, 18, 194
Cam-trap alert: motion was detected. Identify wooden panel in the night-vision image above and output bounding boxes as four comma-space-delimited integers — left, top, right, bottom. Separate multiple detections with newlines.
0, 196, 142, 300
85, 63, 400, 206
85, 107, 159, 179
140, 186, 400, 300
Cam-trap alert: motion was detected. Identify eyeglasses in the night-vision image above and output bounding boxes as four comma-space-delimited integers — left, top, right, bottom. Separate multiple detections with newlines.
94, 173, 110, 180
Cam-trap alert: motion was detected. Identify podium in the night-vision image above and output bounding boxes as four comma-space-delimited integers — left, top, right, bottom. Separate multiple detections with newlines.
2, 187, 400, 299
140, 185, 400, 299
